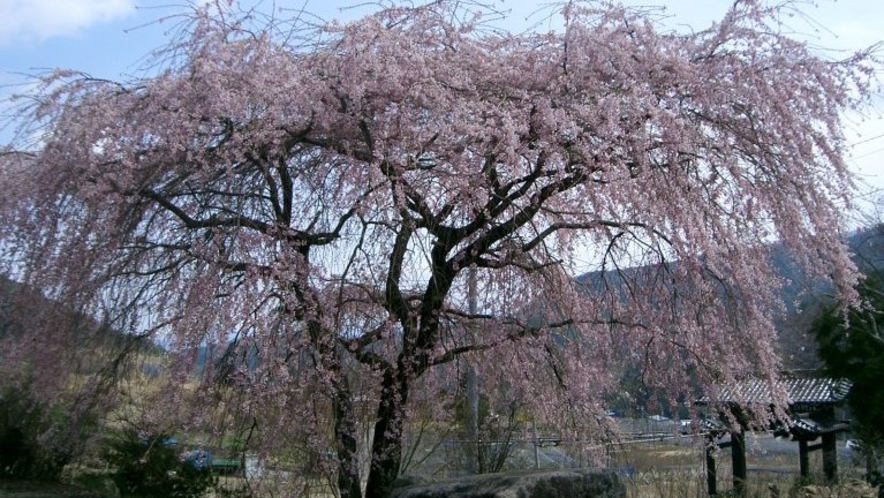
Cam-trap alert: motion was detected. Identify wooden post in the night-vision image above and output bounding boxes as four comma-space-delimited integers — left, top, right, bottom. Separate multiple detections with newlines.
706, 442, 718, 496
731, 431, 747, 498
798, 439, 809, 478
822, 433, 838, 483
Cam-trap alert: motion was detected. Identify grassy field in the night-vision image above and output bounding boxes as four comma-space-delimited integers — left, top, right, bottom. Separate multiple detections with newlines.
608, 434, 873, 498
231, 433, 874, 497
8, 427, 875, 498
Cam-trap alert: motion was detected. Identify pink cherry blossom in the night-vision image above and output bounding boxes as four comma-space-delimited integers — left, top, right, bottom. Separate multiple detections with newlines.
0, 1, 877, 496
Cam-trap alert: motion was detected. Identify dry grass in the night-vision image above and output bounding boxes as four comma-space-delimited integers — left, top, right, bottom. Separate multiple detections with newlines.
623, 471, 877, 498
610, 435, 870, 498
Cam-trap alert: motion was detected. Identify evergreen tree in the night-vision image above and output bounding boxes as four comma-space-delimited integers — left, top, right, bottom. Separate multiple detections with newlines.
813, 270, 884, 479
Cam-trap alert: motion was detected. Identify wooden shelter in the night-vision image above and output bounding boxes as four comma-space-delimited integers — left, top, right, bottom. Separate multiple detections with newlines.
697, 374, 851, 497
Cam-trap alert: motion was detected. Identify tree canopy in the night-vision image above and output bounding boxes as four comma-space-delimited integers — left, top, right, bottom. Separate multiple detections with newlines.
0, 1, 877, 496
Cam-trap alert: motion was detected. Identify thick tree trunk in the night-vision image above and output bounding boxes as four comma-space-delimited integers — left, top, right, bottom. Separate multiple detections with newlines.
363, 368, 409, 498
333, 385, 363, 498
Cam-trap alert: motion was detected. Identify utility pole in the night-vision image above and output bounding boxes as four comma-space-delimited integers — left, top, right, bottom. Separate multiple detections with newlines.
465, 266, 479, 474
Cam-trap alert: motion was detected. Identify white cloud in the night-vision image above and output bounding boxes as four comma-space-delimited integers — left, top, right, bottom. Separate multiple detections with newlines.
0, 0, 136, 46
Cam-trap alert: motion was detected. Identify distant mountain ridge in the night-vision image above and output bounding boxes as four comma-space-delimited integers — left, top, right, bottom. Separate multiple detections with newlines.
573, 224, 884, 371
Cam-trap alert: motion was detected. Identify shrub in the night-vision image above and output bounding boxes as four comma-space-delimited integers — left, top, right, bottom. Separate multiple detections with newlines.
0, 384, 80, 480
105, 430, 216, 498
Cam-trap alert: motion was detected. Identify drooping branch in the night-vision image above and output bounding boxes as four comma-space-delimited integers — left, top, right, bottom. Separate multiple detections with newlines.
428, 317, 577, 367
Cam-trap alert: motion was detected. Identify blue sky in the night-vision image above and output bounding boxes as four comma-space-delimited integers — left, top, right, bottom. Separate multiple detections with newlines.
1, 0, 883, 209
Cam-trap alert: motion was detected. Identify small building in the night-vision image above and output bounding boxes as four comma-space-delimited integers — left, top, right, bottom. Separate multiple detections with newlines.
696, 373, 851, 497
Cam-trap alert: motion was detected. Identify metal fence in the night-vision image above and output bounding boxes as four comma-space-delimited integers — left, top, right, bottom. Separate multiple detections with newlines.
401, 420, 868, 486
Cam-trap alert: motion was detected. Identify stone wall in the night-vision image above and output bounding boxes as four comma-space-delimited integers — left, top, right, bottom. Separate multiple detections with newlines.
389, 468, 625, 498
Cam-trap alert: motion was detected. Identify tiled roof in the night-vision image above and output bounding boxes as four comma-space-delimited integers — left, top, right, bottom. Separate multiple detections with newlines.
702, 415, 849, 435
791, 417, 848, 435
699, 377, 851, 406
